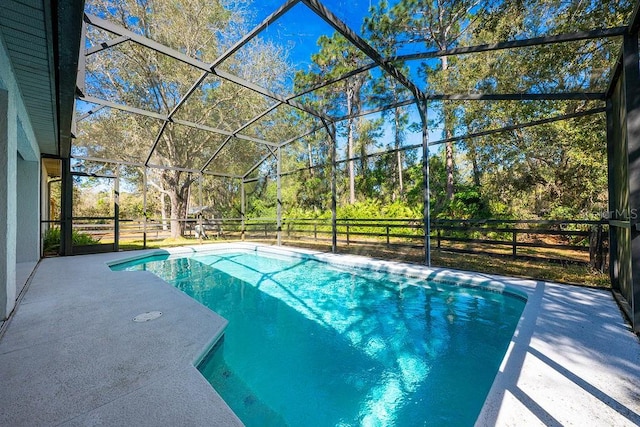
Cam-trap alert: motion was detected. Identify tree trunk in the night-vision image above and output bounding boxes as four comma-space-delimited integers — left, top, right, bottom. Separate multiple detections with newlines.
308, 142, 314, 177
397, 151, 403, 192
395, 106, 403, 199
441, 55, 455, 201
347, 86, 356, 204
160, 192, 168, 231
162, 170, 190, 238
445, 138, 454, 200
469, 144, 481, 187
359, 133, 368, 195
168, 190, 186, 238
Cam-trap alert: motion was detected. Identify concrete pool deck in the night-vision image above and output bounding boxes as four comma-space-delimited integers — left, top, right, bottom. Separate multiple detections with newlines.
0, 242, 638, 426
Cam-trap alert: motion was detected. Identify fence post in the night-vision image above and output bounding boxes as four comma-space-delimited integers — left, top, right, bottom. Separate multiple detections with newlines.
143, 168, 147, 249
386, 225, 390, 247
590, 223, 605, 272
240, 182, 246, 241
512, 229, 517, 258
347, 225, 350, 246
264, 223, 268, 237
437, 226, 441, 249
314, 223, 317, 241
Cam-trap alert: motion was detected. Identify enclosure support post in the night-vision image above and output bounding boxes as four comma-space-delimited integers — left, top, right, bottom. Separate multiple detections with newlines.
277, 146, 282, 246
143, 167, 147, 249
417, 99, 431, 266
332, 134, 337, 252
241, 180, 246, 241
623, 32, 640, 333
76, 22, 86, 97
198, 173, 203, 244
321, 119, 338, 253
114, 166, 120, 252
61, 157, 73, 256
606, 99, 618, 287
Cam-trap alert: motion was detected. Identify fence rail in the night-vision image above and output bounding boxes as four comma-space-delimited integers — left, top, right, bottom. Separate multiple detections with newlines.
240, 218, 607, 266
64, 216, 607, 267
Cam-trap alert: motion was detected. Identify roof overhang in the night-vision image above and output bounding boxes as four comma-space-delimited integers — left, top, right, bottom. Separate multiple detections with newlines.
0, 0, 84, 158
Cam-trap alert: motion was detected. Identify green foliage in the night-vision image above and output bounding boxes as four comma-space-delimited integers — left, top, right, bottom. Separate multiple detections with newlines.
43, 228, 101, 253
296, 175, 329, 212
487, 200, 511, 218
338, 199, 383, 219
247, 182, 277, 218
382, 200, 418, 219
118, 193, 145, 219
437, 187, 490, 219
43, 228, 61, 252
284, 198, 419, 222
72, 230, 101, 246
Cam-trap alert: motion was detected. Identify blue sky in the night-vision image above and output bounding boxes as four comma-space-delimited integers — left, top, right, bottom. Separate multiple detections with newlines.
244, 0, 393, 68
247, 0, 381, 31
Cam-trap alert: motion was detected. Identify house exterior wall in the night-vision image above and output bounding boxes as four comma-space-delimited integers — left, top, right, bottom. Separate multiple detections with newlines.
0, 32, 42, 320
16, 153, 40, 263
0, 86, 16, 321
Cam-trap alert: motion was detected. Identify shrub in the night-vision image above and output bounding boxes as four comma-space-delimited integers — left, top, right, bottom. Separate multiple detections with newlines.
43, 227, 100, 253
43, 227, 61, 252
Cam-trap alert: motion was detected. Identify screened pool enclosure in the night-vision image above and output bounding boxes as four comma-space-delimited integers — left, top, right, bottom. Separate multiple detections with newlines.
42, 0, 640, 332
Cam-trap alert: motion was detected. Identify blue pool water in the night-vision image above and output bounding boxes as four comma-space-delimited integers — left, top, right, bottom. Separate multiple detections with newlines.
112, 251, 525, 426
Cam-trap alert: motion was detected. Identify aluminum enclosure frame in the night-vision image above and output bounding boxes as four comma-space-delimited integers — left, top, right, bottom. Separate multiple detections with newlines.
72, 1, 631, 277
606, 1, 640, 334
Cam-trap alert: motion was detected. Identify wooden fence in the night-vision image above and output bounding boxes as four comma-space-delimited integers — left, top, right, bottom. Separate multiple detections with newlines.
239, 218, 607, 267
69, 217, 607, 267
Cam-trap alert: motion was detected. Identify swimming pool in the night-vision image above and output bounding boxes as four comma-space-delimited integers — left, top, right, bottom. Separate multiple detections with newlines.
112, 249, 525, 426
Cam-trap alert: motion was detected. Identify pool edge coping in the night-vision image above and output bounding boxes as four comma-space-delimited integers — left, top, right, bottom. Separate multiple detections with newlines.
108, 242, 531, 302
108, 242, 536, 422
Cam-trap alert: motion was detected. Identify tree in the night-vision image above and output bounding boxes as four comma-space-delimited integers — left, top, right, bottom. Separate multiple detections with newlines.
447, 0, 633, 218
295, 33, 370, 204
77, 0, 290, 237
389, 0, 490, 201
354, 117, 384, 198
364, 0, 412, 202
76, 0, 635, 228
